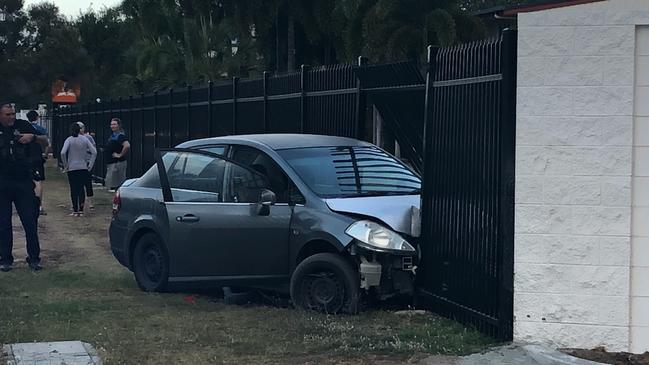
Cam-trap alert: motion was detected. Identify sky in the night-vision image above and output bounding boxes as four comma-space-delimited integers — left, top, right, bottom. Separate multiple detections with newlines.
23, 0, 123, 19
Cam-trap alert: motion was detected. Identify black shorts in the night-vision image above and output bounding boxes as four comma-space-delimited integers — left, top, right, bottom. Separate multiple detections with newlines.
33, 164, 45, 181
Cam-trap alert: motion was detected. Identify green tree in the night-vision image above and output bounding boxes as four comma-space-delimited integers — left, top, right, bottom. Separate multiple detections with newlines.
1, 1, 93, 106
359, 0, 487, 62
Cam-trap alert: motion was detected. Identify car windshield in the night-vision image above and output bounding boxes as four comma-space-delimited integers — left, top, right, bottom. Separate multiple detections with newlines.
277, 146, 421, 198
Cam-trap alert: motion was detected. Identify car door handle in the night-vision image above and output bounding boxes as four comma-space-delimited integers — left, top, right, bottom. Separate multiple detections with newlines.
176, 214, 200, 223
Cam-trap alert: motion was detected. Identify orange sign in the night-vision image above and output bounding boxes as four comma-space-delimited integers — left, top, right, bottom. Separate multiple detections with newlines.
52, 79, 80, 103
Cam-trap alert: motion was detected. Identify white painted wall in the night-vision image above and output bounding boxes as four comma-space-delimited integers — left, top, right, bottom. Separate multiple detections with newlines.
516, 0, 649, 352
631, 25, 649, 354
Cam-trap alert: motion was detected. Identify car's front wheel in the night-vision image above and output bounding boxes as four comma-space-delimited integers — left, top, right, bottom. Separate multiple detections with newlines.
133, 233, 169, 292
290, 253, 359, 314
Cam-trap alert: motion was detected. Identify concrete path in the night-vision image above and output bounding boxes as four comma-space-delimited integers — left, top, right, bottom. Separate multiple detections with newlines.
417, 344, 606, 365
2, 342, 604, 365
3, 341, 101, 365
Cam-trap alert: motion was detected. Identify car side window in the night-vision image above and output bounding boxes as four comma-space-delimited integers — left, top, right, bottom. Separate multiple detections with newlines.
230, 146, 289, 203
139, 152, 177, 188
223, 163, 269, 203
160, 151, 226, 202
199, 145, 227, 156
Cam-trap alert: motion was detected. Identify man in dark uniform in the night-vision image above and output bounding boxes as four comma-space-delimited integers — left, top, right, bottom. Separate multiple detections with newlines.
0, 102, 43, 271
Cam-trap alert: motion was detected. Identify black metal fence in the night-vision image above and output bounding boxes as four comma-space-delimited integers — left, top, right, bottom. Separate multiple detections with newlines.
418, 30, 516, 339
53, 64, 364, 180
52, 31, 516, 340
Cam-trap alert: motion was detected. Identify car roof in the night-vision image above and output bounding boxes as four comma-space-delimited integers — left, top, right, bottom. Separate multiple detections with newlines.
177, 134, 373, 150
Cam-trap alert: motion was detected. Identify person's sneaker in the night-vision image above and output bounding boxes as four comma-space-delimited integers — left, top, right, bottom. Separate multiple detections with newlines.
107, 189, 116, 193
0, 264, 12, 272
39, 208, 47, 216
28, 262, 43, 271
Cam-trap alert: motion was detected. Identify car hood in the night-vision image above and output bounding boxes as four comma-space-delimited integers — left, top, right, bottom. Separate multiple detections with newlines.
325, 195, 421, 237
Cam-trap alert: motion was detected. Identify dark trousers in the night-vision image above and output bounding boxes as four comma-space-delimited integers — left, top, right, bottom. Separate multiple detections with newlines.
0, 181, 40, 265
67, 170, 87, 212
83, 170, 94, 198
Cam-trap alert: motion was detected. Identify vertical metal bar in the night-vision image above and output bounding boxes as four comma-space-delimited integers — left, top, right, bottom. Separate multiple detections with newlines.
118, 97, 123, 123
128, 95, 134, 178
300, 64, 306, 133
153, 91, 158, 148
421, 45, 438, 253
108, 99, 113, 122
232, 77, 238, 135
207, 81, 213, 137
263, 71, 269, 133
354, 56, 368, 140
466, 41, 478, 312
186, 85, 192, 140
487, 37, 499, 326
497, 29, 517, 341
169, 88, 174, 147
140, 92, 145, 176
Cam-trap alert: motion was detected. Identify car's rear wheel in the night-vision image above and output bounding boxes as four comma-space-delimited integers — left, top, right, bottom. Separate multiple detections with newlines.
290, 253, 359, 314
133, 233, 169, 292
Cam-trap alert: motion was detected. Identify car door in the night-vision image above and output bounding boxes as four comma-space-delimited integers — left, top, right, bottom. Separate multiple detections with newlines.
226, 145, 294, 276
156, 148, 291, 281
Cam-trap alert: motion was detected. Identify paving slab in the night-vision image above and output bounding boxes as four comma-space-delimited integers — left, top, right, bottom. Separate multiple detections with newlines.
3, 341, 101, 365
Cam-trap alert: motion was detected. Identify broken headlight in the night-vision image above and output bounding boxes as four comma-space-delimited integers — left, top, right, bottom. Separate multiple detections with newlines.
345, 220, 416, 253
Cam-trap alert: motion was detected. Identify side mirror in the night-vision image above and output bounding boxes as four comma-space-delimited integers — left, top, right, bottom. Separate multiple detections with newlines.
257, 189, 276, 216
259, 189, 277, 205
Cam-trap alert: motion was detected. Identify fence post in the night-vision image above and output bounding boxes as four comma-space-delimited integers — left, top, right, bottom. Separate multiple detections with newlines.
109, 99, 113, 123
140, 92, 145, 175
300, 64, 307, 133
421, 45, 438, 247
186, 85, 192, 140
355, 56, 368, 139
153, 90, 158, 148
168, 88, 174, 147
263, 71, 269, 133
128, 95, 134, 178
497, 28, 517, 341
232, 77, 238, 135
207, 81, 213, 137
120, 97, 125, 122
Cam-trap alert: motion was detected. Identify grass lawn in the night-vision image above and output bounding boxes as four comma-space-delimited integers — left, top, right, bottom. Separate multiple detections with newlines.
0, 161, 495, 364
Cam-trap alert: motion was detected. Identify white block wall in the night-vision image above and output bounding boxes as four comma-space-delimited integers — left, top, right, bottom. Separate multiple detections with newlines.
631, 26, 649, 354
516, 0, 649, 352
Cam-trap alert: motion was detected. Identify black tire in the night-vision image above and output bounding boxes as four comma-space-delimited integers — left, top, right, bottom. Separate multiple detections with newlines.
132, 233, 169, 292
290, 253, 359, 314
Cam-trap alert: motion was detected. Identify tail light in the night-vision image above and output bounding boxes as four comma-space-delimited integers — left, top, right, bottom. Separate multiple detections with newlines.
112, 190, 121, 217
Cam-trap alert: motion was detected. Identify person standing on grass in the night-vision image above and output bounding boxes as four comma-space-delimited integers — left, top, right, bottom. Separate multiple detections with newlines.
26, 110, 49, 216
0, 102, 44, 272
105, 118, 129, 192
77, 121, 96, 210
60, 122, 97, 217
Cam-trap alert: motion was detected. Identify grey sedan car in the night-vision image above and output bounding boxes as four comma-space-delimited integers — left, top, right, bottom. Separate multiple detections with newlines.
109, 134, 422, 313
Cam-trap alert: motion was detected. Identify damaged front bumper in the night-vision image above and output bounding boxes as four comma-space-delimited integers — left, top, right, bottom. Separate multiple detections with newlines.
352, 243, 419, 300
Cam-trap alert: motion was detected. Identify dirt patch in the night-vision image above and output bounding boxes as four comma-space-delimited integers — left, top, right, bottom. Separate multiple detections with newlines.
8, 160, 118, 274
564, 348, 649, 365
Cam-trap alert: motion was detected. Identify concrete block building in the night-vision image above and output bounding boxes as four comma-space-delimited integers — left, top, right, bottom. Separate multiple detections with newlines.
511, 0, 649, 353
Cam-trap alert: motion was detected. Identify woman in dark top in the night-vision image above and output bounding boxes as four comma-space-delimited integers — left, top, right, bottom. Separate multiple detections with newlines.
105, 118, 130, 192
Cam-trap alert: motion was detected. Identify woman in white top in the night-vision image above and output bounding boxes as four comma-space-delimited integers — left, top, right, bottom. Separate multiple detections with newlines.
60, 123, 97, 216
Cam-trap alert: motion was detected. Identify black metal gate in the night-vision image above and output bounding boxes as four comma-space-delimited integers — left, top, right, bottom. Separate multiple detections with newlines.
418, 30, 516, 339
